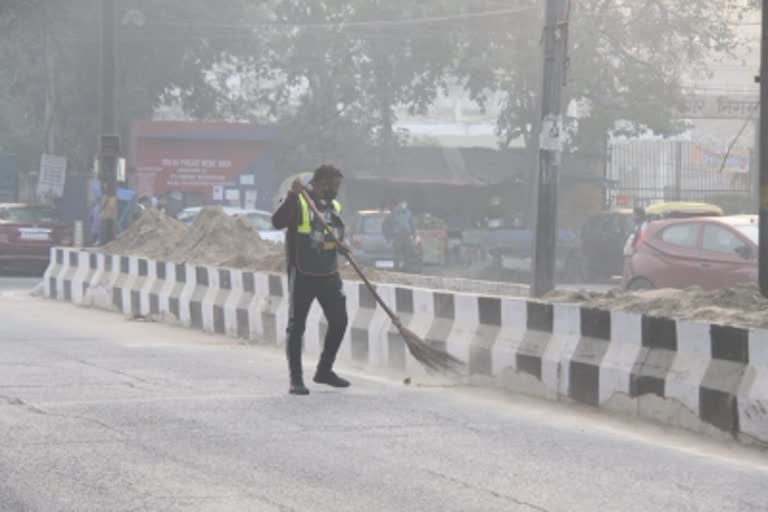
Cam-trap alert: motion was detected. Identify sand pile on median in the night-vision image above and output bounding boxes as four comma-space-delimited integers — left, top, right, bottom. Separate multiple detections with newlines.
168, 207, 285, 270
546, 283, 768, 328
100, 207, 524, 294
103, 209, 187, 260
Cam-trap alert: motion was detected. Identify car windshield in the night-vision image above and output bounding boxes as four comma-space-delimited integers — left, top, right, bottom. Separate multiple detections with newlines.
1, 206, 57, 223
360, 215, 386, 235
177, 210, 199, 224
243, 213, 273, 231
735, 224, 758, 245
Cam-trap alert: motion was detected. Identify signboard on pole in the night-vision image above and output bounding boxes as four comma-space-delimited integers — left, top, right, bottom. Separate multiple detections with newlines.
539, 114, 563, 152
132, 122, 277, 210
37, 153, 67, 199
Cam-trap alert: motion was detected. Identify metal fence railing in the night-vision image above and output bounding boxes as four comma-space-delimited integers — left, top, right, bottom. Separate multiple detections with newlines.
606, 140, 752, 213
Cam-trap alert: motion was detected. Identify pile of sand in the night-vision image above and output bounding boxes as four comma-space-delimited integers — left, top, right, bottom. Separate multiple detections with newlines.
545, 283, 768, 328
103, 209, 187, 260
103, 207, 285, 270
104, 207, 376, 278
100, 208, 546, 295
167, 208, 285, 270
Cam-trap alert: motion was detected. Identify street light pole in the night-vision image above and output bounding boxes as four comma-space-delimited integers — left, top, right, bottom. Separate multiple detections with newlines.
100, 0, 115, 135
98, 0, 119, 244
759, 0, 768, 296
531, 0, 569, 298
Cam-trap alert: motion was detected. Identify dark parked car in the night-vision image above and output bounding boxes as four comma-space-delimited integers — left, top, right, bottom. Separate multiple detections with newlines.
485, 226, 580, 281
622, 215, 757, 290
0, 203, 72, 268
348, 210, 423, 271
349, 210, 395, 269
580, 209, 635, 279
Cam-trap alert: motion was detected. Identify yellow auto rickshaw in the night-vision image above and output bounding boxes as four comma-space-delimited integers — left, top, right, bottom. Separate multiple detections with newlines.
643, 201, 724, 220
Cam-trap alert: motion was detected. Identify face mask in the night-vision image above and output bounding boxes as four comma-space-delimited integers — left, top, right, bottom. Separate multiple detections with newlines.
323, 189, 337, 201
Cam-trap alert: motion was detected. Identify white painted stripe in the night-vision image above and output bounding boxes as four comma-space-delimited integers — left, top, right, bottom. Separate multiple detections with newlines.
366, 285, 395, 369
43, 247, 61, 297
666, 320, 711, 414
54, 248, 73, 301
101, 255, 122, 311
199, 266, 218, 332
138, 258, 158, 315
740, 329, 768, 444
362, 285, 391, 369
71, 251, 90, 304
404, 288, 437, 376
118, 257, 140, 315
443, 294, 477, 364
159, 262, 180, 317
600, 311, 643, 405
274, 274, 290, 346
223, 269, 245, 337
546, 303, 581, 398
248, 273, 271, 341
304, 299, 323, 356
177, 264, 197, 326
335, 280, 360, 362
491, 297, 527, 375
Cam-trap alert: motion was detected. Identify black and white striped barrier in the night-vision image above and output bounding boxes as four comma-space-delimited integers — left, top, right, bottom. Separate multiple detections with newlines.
43, 247, 768, 446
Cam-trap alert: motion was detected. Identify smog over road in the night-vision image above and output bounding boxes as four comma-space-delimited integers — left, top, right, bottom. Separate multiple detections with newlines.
0, 1, 767, 511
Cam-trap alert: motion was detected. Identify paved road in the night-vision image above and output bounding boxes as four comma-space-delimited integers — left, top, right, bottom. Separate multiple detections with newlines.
0, 274, 40, 292
0, 287, 767, 511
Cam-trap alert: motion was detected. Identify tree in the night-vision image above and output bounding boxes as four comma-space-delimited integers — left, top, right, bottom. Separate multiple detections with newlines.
1, 0, 749, 183
455, 0, 748, 156
218, 0, 463, 174
0, 0, 259, 173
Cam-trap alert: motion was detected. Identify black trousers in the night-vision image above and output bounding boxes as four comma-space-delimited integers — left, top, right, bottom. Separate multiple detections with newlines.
286, 268, 348, 382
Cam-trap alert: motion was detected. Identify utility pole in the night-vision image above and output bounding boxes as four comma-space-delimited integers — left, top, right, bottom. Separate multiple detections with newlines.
531, 0, 569, 297
98, 0, 119, 244
674, 141, 683, 201
759, 0, 768, 297
752, 118, 759, 214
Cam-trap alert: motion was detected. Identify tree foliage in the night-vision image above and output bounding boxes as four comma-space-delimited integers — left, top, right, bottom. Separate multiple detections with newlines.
456, 0, 748, 155
0, 0, 256, 171
0, 0, 751, 177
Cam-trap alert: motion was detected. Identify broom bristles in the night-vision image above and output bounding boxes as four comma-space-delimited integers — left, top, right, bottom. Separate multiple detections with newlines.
398, 325, 465, 375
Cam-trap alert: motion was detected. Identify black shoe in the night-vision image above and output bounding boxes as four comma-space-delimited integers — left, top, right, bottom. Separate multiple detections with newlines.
289, 383, 310, 395
313, 371, 350, 388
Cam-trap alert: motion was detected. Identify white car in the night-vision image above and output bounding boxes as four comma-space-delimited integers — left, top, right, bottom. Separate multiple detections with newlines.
177, 207, 285, 244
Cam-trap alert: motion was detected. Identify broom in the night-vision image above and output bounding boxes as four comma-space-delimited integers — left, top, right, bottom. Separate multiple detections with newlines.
299, 189, 465, 375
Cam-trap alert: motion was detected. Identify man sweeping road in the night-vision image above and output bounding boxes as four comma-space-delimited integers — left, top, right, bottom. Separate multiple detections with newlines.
272, 165, 351, 396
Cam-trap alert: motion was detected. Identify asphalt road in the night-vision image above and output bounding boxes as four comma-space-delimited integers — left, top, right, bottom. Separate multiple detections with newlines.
0, 279, 767, 512
0, 273, 40, 292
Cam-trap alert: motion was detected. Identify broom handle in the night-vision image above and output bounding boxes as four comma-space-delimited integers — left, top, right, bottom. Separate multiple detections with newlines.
299, 189, 403, 328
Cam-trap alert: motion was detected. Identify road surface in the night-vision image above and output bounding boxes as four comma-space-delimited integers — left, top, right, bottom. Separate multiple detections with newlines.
0, 278, 766, 511
0, 274, 39, 292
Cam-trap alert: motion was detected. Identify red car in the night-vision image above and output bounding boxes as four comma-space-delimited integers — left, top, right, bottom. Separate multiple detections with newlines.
0, 203, 73, 268
623, 215, 758, 290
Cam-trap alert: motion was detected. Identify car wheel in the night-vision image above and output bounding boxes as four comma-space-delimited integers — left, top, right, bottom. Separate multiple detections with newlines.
627, 277, 654, 290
